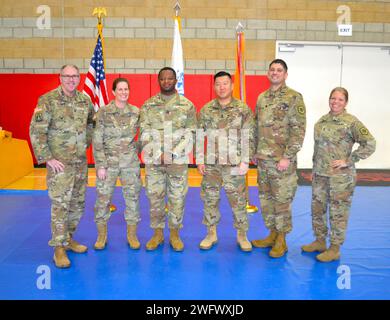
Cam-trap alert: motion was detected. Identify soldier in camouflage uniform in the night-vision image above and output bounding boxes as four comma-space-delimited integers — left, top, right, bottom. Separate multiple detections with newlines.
302, 87, 376, 262
139, 67, 197, 251
197, 71, 256, 252
93, 78, 141, 251
252, 59, 306, 258
29, 65, 95, 268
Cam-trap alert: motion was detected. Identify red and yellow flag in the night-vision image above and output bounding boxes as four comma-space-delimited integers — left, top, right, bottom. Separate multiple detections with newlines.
233, 25, 246, 102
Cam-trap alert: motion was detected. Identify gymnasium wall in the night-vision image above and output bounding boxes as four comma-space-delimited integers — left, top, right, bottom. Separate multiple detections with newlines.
1, 1, 390, 75
1, 1, 389, 166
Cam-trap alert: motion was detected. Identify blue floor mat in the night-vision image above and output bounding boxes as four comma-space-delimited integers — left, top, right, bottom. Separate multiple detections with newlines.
0, 186, 389, 300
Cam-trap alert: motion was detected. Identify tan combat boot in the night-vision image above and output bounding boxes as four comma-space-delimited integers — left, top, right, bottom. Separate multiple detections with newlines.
316, 244, 340, 262
94, 223, 107, 250
269, 232, 288, 258
301, 239, 327, 253
237, 230, 252, 252
127, 224, 141, 250
53, 246, 71, 268
199, 225, 218, 250
251, 230, 277, 248
146, 228, 164, 251
169, 229, 184, 252
67, 239, 88, 253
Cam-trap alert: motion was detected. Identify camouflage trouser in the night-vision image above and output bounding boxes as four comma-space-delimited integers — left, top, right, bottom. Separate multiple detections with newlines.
200, 165, 248, 231
145, 164, 188, 229
94, 166, 141, 226
47, 160, 87, 247
257, 160, 298, 234
311, 173, 356, 246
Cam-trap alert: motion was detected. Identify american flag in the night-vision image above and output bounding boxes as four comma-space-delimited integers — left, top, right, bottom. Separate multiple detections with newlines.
83, 34, 109, 111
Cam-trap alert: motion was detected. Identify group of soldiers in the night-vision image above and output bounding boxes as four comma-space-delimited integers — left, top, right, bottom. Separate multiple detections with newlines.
29, 59, 376, 269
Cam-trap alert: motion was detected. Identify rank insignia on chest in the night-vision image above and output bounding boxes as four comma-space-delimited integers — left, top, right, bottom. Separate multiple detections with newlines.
280, 103, 289, 111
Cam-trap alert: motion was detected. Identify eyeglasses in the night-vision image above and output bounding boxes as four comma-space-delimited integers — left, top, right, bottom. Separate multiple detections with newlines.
61, 74, 80, 80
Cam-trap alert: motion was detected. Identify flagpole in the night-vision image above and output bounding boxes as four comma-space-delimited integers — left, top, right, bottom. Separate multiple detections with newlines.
174, 1, 181, 34
93, 7, 107, 70
164, 1, 184, 214
172, 1, 184, 95
91, 7, 116, 214
174, 1, 180, 18
234, 22, 258, 214
235, 23, 246, 102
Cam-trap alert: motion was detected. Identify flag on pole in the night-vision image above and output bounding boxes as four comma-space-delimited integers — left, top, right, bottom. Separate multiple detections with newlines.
171, 2, 184, 95
233, 23, 246, 102
83, 22, 109, 111
233, 23, 258, 213
83, 8, 117, 213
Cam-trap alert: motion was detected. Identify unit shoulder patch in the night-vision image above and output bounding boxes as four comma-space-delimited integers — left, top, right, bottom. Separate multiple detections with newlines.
359, 127, 369, 135
33, 107, 44, 122
296, 105, 305, 116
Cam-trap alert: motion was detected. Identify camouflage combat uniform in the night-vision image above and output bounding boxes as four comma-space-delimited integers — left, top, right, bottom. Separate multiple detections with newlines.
93, 100, 141, 226
311, 110, 376, 245
139, 93, 197, 230
29, 86, 95, 247
255, 84, 306, 234
198, 98, 255, 231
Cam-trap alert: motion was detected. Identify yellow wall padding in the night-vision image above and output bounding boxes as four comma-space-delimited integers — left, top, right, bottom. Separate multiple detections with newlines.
0, 133, 34, 188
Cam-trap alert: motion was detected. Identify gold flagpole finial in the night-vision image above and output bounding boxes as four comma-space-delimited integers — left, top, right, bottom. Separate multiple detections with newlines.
93, 7, 107, 24
174, 1, 181, 17
236, 22, 244, 33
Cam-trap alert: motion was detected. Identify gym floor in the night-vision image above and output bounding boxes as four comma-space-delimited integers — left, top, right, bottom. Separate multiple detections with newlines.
0, 169, 389, 300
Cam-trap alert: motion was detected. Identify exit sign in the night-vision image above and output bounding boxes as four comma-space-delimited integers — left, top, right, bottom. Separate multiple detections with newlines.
338, 24, 353, 36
